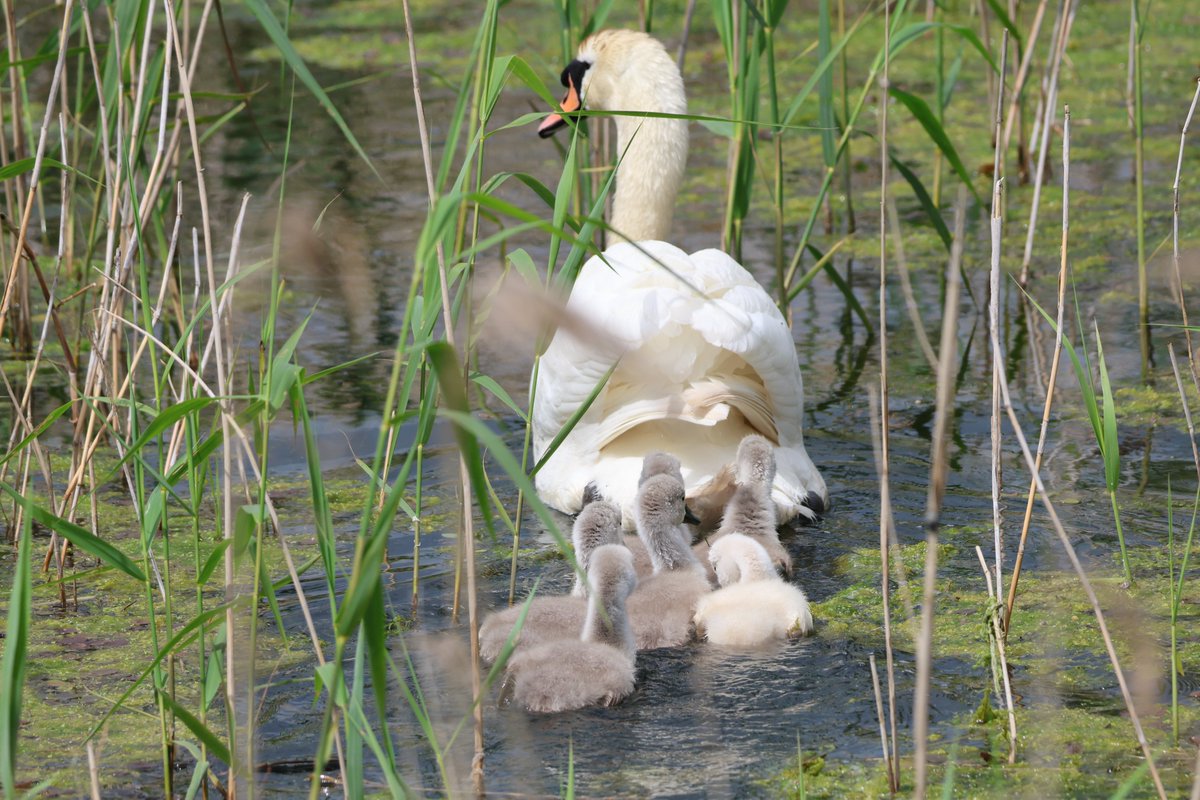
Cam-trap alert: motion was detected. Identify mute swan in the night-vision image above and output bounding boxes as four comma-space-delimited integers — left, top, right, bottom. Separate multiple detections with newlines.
693, 533, 814, 646
501, 544, 638, 713
627, 473, 713, 649
698, 433, 793, 575
533, 29, 828, 531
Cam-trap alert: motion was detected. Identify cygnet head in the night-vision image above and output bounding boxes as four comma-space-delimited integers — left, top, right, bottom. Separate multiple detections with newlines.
709, 533, 778, 587
635, 473, 701, 572
736, 434, 777, 487
639, 451, 683, 487
581, 544, 638, 656
571, 499, 624, 597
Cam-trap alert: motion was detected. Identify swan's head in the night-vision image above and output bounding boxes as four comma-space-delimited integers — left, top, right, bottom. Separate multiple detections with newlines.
538, 29, 686, 138
709, 533, 776, 586
735, 434, 776, 487
588, 543, 638, 601
638, 451, 683, 488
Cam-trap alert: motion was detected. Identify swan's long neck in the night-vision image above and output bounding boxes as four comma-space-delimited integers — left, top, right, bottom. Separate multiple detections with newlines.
601, 53, 688, 242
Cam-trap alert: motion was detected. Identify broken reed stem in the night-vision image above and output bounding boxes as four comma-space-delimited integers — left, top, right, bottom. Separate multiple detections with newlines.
992, 314, 1168, 800
1191, 744, 1200, 800
989, 30, 1009, 604
1019, 0, 1076, 285
1005, 106, 1070, 633
869, 653, 893, 784
876, 5, 900, 791
1171, 80, 1200, 386
975, 546, 1018, 764
400, 0, 486, 789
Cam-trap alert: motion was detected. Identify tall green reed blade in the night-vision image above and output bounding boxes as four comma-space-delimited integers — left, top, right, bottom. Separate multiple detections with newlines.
241, 0, 378, 178
1129, 0, 1149, 382
1024, 291, 1132, 585
0, 511, 31, 797
1093, 324, 1131, 585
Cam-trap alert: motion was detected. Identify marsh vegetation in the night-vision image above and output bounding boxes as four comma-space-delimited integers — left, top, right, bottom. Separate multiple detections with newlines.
1, 0, 1200, 797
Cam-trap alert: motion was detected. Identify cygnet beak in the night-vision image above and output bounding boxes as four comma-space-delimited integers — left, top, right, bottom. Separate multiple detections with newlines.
538, 75, 580, 138
683, 504, 701, 526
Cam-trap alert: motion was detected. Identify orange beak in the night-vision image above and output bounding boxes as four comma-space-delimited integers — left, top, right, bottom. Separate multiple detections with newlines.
538, 75, 581, 138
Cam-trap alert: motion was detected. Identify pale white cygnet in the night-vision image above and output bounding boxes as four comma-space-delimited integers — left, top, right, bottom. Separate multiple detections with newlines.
693, 533, 814, 646
571, 498, 624, 597
627, 473, 712, 649
502, 545, 638, 713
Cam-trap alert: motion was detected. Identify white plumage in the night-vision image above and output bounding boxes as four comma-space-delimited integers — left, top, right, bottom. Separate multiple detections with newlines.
533, 30, 827, 530
693, 533, 814, 646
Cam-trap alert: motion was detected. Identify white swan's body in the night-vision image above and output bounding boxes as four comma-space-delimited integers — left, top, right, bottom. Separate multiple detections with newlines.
533, 29, 827, 531
502, 545, 638, 712
693, 534, 814, 646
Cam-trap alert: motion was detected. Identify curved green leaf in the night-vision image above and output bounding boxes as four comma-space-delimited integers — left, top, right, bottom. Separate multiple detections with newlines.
889, 85, 981, 204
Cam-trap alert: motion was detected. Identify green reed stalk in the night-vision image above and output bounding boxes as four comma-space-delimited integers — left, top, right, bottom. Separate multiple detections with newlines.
1130, 0, 1149, 382
0, 511, 31, 797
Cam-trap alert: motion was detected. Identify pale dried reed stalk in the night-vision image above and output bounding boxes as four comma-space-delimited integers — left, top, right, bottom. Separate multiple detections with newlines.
992, 310, 1168, 800
974, 546, 1018, 762
1019, 0, 1077, 285
989, 31, 1009, 605
1171, 80, 1200, 385
1006, 106, 1071, 632
869, 653, 893, 784
1000, 0, 1052, 162
876, 5, 899, 790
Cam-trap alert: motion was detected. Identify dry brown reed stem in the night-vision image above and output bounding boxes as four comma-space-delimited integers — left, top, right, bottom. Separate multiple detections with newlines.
677, 0, 699, 67
1000, 0, 1051, 161
989, 31, 1009, 601
1018, 0, 1076, 285
869, 653, 893, 783
867, 388, 900, 793
1006, 106, 1070, 632
0, 0, 71, 364
876, 5, 899, 791
1171, 80, 1200, 385
974, 546, 1018, 763
1168, 345, 1200, 487
992, 324, 1168, 800
400, 0, 486, 789
888, 195, 937, 372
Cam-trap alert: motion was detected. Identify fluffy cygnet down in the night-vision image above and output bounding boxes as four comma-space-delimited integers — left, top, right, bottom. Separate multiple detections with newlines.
501, 545, 638, 713
693, 533, 813, 646
701, 433, 793, 575
571, 498, 625, 597
626, 451, 698, 577
481, 498, 624, 662
627, 472, 712, 649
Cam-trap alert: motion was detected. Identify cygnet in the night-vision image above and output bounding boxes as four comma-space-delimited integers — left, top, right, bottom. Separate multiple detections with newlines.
697, 433, 793, 575
501, 545, 638, 713
627, 473, 712, 649
693, 533, 814, 646
571, 498, 624, 597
